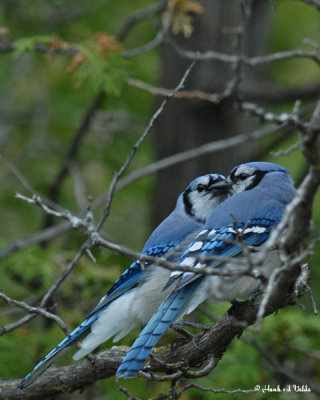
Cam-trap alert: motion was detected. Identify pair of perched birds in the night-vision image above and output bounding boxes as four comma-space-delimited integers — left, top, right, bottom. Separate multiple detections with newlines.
20, 161, 295, 388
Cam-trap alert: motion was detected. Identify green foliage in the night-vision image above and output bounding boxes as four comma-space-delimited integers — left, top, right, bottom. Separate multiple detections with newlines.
12, 35, 60, 58
174, 306, 319, 400
0, 0, 319, 398
270, 1, 320, 85
0, 246, 58, 298
0, 3, 156, 394
70, 35, 129, 95
11, 33, 129, 96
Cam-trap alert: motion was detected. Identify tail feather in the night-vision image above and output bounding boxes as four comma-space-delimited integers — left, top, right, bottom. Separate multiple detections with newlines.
73, 289, 139, 360
20, 289, 140, 388
19, 315, 96, 389
116, 280, 201, 378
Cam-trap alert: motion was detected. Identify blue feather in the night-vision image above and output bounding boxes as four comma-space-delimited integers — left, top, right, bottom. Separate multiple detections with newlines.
116, 279, 202, 378
20, 173, 229, 388
117, 162, 295, 378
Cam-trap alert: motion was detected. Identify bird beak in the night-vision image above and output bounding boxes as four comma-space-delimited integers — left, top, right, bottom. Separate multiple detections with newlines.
209, 179, 233, 195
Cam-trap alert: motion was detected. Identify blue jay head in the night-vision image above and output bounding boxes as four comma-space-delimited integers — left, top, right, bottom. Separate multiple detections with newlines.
229, 161, 290, 193
182, 174, 232, 223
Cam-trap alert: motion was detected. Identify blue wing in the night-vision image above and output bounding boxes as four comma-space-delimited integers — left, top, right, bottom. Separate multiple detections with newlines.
88, 242, 177, 317
171, 217, 277, 290
19, 241, 177, 389
116, 217, 278, 378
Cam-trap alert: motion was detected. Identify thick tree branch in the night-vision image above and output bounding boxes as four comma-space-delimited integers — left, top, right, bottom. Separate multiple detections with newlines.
0, 3, 319, 397
0, 280, 306, 400
0, 348, 128, 400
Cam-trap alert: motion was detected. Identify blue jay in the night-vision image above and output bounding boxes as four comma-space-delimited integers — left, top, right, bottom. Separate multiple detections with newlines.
20, 173, 231, 388
117, 162, 295, 378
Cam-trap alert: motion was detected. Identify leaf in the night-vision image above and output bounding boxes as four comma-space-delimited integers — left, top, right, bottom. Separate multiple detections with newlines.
171, 14, 194, 38
67, 53, 87, 72
167, 0, 204, 38
94, 33, 122, 53
11, 33, 128, 96
172, 0, 203, 14
67, 34, 128, 96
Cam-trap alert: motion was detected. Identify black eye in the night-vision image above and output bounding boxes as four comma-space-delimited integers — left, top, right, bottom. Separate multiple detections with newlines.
197, 183, 206, 192
238, 173, 249, 181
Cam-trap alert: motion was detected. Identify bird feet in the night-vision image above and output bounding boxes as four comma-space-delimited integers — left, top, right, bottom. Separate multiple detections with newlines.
171, 321, 210, 350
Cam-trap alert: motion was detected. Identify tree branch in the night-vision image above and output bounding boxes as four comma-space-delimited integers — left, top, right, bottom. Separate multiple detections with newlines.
0, 348, 128, 400
301, 0, 320, 11
117, 1, 167, 41
242, 336, 320, 395
168, 38, 320, 66
0, 280, 306, 400
43, 90, 105, 229
0, 99, 315, 261
0, 291, 70, 336
127, 77, 320, 104
95, 60, 196, 231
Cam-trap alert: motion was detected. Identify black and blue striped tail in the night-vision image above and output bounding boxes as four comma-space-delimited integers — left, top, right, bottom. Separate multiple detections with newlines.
19, 313, 96, 389
116, 280, 201, 378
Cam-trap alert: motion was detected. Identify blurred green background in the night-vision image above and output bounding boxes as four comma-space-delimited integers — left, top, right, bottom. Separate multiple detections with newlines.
0, 1, 319, 399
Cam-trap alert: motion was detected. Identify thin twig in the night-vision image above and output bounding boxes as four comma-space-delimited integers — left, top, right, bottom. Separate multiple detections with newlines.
216, 0, 253, 100
128, 77, 320, 104
168, 38, 320, 66
116, 123, 291, 190
115, 377, 142, 400
0, 314, 35, 337
127, 78, 220, 103
14, 193, 265, 279
118, 0, 167, 41
0, 291, 70, 336
124, 29, 165, 58
43, 90, 105, 228
0, 155, 64, 211
300, 0, 320, 10
40, 242, 88, 308
96, 60, 196, 231
242, 336, 320, 395
177, 382, 258, 397
239, 101, 309, 133
1, 101, 315, 261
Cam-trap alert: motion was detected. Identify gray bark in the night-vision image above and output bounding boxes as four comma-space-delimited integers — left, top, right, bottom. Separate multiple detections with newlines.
152, 0, 270, 226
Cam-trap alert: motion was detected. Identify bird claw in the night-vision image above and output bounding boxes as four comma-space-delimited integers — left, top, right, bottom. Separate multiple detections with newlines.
191, 336, 200, 349
171, 323, 193, 338
173, 320, 210, 330
171, 322, 203, 350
